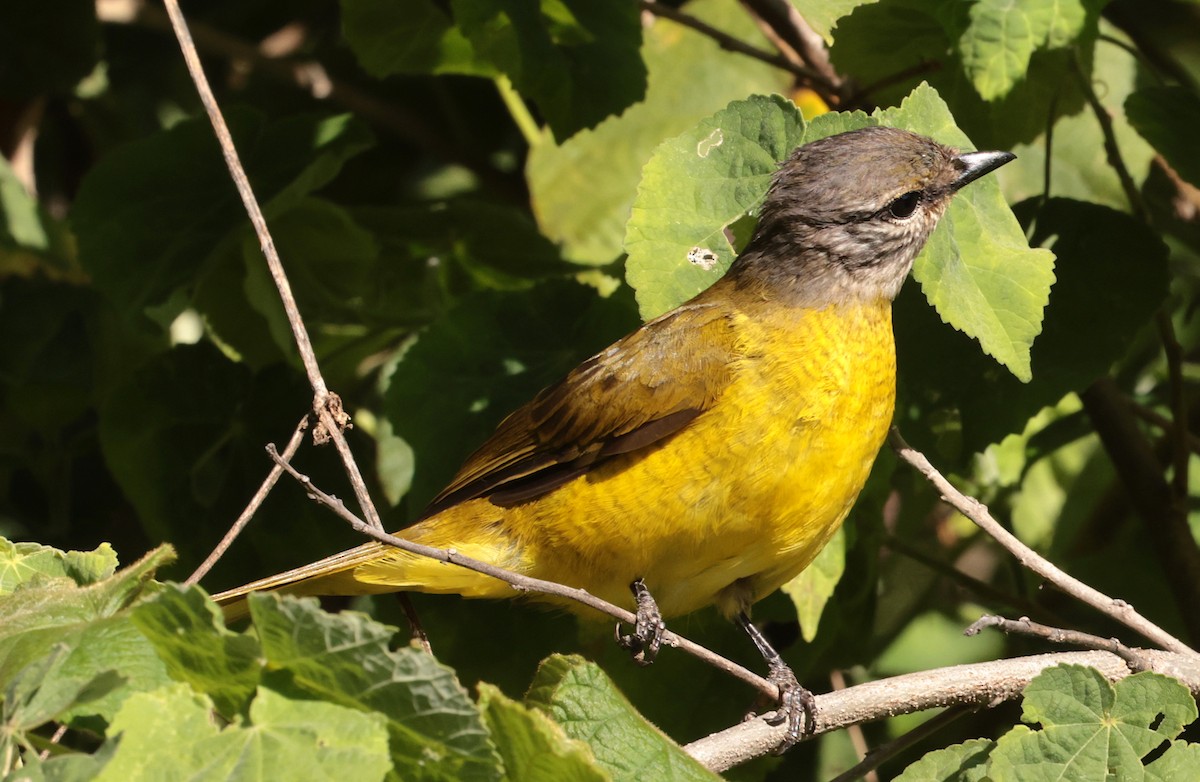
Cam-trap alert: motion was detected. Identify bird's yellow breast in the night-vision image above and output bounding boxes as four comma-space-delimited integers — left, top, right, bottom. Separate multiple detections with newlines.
380, 295, 897, 619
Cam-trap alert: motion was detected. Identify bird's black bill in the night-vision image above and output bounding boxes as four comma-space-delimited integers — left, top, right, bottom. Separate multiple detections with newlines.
951, 149, 1016, 191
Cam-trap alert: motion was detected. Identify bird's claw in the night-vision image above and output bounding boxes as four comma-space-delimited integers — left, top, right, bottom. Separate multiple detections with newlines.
615, 578, 665, 666
761, 658, 816, 753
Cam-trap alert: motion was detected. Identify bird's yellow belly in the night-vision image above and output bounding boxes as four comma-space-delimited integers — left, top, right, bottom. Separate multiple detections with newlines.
502, 299, 897, 618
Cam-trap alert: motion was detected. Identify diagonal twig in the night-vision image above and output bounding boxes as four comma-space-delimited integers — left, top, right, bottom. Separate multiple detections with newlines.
186, 416, 310, 585
640, 1, 836, 92
966, 614, 1149, 671
889, 428, 1196, 657
158, 0, 384, 534
264, 445, 780, 702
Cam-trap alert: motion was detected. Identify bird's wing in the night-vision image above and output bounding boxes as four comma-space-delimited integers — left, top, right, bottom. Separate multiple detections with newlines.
422, 298, 739, 516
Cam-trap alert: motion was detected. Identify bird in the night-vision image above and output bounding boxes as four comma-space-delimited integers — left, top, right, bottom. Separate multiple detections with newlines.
215, 125, 1014, 745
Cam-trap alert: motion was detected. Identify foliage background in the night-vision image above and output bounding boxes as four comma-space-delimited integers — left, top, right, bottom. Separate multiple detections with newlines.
2, 0, 1200, 779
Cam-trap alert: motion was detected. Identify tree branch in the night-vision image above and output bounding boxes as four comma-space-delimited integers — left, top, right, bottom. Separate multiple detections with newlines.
639, 1, 836, 93
966, 614, 1150, 671
264, 445, 780, 702
158, 0, 385, 534
740, 0, 844, 97
889, 428, 1196, 656
186, 416, 310, 585
686, 649, 1200, 772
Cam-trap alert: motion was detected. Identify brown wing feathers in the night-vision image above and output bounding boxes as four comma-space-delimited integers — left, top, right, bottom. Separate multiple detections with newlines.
420, 300, 737, 517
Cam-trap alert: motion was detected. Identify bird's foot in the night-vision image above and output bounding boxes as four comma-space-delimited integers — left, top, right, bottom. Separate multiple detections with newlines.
736, 612, 817, 752
761, 657, 816, 753
615, 578, 665, 666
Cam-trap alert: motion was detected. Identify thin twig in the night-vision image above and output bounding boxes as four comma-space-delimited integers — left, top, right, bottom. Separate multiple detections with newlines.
639, 1, 835, 92
888, 428, 1196, 656
186, 417, 310, 585
396, 593, 433, 654
843, 61, 941, 108
826, 705, 974, 782
264, 445, 778, 701
159, 0, 385, 533
966, 614, 1149, 671
687, 648, 1200, 772
37, 725, 68, 761
1128, 400, 1200, 455
1073, 55, 1147, 221
740, 0, 843, 94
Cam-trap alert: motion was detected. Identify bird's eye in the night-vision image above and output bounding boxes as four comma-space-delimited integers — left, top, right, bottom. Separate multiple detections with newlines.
887, 191, 921, 220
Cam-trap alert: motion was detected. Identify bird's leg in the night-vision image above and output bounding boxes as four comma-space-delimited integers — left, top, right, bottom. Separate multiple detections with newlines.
615, 578, 665, 665
736, 611, 816, 751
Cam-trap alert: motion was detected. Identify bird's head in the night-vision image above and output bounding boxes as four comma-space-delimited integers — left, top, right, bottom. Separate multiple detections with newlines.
732, 126, 1014, 304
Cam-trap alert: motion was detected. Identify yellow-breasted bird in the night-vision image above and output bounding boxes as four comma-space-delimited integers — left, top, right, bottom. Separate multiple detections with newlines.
216, 126, 1014, 743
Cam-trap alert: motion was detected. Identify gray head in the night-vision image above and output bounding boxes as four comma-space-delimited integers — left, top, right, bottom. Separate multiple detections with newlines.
731, 126, 1014, 304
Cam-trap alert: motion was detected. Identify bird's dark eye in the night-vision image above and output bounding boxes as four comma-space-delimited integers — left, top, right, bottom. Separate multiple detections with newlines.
887, 191, 921, 219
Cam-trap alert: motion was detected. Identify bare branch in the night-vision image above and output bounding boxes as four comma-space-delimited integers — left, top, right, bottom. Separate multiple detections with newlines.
740, 0, 843, 94
264, 446, 779, 701
639, 1, 836, 92
1073, 55, 1146, 220
966, 614, 1150, 671
686, 649, 1200, 772
186, 416, 310, 586
158, 0, 385, 533
889, 428, 1196, 657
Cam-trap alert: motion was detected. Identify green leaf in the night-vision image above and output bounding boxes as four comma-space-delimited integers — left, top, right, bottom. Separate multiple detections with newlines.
624, 83, 1052, 378
342, 0, 494, 77
1126, 86, 1200, 190
72, 111, 372, 332
241, 197, 381, 360
1005, 36, 1153, 212
788, 0, 877, 43
896, 197, 1168, 455
525, 655, 721, 782
959, 0, 1095, 101
895, 737, 995, 781
450, 0, 646, 140
0, 537, 118, 595
959, 0, 1038, 101
829, 0, 1097, 149
97, 343, 250, 543
129, 585, 261, 717
477, 683, 610, 782
527, 0, 790, 264
383, 279, 637, 510
90, 684, 391, 782
878, 83, 1055, 382
989, 665, 1199, 781
2, 743, 116, 782
2, 644, 123, 735
1147, 741, 1200, 781
781, 525, 845, 642
0, 545, 175, 724
248, 593, 503, 782
0, 278, 152, 437
624, 94, 807, 319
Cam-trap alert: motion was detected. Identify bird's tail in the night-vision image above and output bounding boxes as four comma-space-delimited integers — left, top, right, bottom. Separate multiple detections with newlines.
212, 524, 523, 622
212, 541, 396, 622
